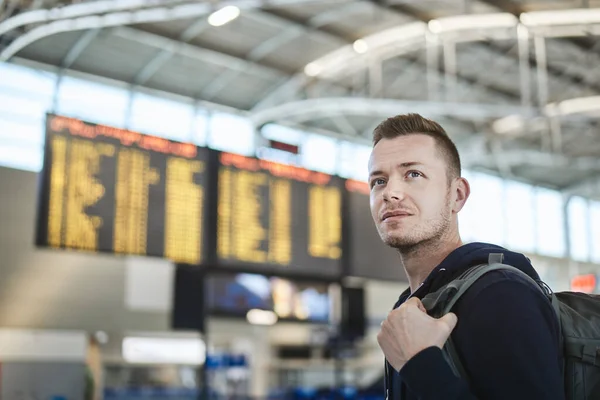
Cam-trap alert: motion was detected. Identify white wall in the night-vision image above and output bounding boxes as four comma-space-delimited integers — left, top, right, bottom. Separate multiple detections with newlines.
0, 167, 170, 332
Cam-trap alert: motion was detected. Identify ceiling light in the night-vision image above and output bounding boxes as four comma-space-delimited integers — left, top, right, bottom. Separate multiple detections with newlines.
545, 96, 600, 116
304, 62, 321, 77
246, 309, 278, 326
208, 5, 240, 27
521, 8, 600, 27
428, 20, 442, 33
352, 39, 368, 54
492, 114, 524, 135
122, 336, 205, 365
428, 13, 518, 34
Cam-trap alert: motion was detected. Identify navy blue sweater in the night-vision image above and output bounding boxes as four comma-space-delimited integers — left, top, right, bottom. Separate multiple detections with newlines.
385, 242, 564, 400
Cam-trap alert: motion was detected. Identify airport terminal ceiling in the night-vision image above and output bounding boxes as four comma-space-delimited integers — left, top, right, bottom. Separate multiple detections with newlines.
1, 0, 599, 200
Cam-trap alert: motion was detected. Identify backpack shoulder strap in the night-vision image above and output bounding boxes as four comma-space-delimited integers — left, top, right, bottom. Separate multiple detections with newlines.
422, 253, 545, 316
421, 253, 548, 381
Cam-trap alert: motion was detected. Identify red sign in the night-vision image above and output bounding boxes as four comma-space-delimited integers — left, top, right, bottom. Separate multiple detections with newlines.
269, 140, 299, 155
570, 274, 597, 294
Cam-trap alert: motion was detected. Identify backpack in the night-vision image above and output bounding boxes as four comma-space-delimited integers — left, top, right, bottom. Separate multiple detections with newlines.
421, 253, 600, 400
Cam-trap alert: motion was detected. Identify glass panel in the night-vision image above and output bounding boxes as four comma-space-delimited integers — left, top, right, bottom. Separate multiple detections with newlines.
0, 89, 52, 121
0, 62, 56, 96
261, 123, 304, 145
459, 169, 477, 243
590, 201, 600, 264
192, 110, 208, 146
504, 179, 536, 253
0, 141, 43, 172
0, 118, 44, 147
56, 76, 129, 128
300, 134, 337, 174
130, 92, 193, 141
535, 188, 566, 258
568, 196, 589, 262
338, 141, 371, 182
469, 173, 505, 245
208, 112, 255, 156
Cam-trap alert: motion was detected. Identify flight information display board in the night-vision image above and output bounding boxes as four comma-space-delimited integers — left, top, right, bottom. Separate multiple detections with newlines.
215, 152, 343, 278
344, 179, 408, 282
36, 114, 211, 265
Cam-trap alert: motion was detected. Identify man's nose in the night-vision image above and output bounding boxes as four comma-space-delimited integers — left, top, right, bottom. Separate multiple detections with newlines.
383, 180, 406, 202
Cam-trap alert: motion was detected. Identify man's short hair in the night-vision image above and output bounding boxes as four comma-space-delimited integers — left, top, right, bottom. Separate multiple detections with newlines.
372, 113, 461, 181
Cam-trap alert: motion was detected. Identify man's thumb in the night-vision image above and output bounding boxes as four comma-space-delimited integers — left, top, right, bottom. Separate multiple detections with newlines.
439, 312, 458, 331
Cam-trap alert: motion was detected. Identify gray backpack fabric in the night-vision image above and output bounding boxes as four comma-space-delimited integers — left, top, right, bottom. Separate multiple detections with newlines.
421, 253, 600, 400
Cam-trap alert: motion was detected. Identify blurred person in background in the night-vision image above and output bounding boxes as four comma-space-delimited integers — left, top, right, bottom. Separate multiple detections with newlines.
85, 334, 104, 400
370, 114, 563, 399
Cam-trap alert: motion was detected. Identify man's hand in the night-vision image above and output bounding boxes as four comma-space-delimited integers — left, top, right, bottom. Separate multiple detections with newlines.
377, 297, 458, 372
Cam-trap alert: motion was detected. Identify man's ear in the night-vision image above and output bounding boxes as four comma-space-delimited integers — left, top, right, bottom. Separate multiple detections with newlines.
452, 177, 470, 214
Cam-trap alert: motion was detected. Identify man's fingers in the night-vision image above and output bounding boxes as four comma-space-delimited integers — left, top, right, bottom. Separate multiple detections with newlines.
404, 297, 427, 313
439, 312, 458, 331
404, 297, 421, 306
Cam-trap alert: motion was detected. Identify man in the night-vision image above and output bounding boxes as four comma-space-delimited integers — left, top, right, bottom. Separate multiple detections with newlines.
371, 114, 563, 399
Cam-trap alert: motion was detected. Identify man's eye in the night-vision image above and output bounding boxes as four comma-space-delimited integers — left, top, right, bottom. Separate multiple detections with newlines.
407, 171, 423, 179
371, 178, 385, 188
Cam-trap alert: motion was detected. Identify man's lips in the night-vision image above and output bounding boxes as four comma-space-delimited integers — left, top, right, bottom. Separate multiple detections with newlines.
381, 210, 413, 221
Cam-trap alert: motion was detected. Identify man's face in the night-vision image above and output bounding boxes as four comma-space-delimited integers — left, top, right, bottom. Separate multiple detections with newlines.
368, 134, 455, 250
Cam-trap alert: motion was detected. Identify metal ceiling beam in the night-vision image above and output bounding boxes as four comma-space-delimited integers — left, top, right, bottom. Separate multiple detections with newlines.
0, 0, 354, 62
255, 4, 562, 111
309, 2, 368, 27
475, 0, 600, 94
246, 26, 306, 62
376, 3, 530, 101
283, 3, 600, 104
0, 0, 179, 37
197, 69, 239, 101
329, 115, 360, 136
0, 0, 353, 37
205, 7, 353, 103
250, 97, 537, 127
112, 27, 288, 81
246, 10, 347, 47
562, 175, 600, 198
131, 19, 210, 86
59, 28, 101, 70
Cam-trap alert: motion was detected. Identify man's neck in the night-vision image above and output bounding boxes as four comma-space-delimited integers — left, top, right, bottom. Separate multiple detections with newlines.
401, 236, 463, 294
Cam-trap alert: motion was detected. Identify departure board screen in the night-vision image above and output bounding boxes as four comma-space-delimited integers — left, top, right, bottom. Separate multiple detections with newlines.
344, 180, 407, 282
216, 152, 342, 278
36, 114, 211, 265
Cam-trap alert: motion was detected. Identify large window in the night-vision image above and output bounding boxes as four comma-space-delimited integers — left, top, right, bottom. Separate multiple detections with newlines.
591, 201, 600, 264
300, 134, 338, 174
129, 92, 194, 141
504, 179, 536, 253
0, 88, 53, 122
337, 141, 371, 182
56, 76, 129, 128
0, 62, 55, 172
0, 119, 44, 172
535, 188, 566, 258
458, 169, 477, 242
469, 173, 505, 244
208, 112, 255, 156
0, 62, 56, 96
261, 123, 304, 145
568, 196, 590, 262
459, 171, 506, 245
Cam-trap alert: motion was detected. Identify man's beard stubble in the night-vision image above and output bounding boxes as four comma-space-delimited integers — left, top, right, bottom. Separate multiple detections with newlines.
380, 193, 453, 256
